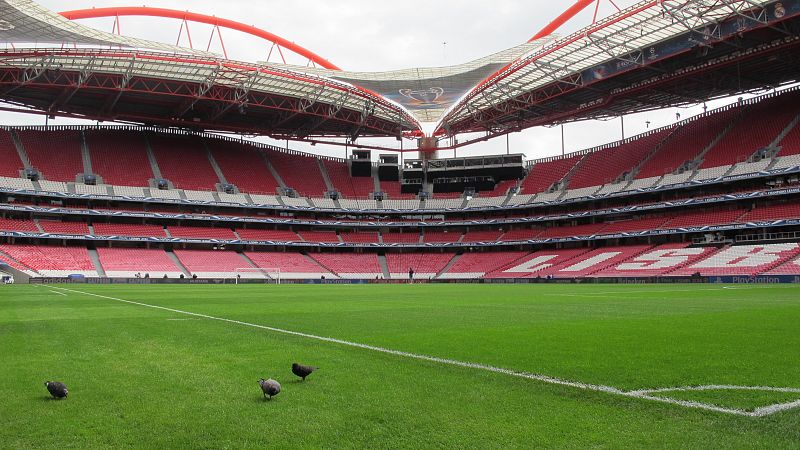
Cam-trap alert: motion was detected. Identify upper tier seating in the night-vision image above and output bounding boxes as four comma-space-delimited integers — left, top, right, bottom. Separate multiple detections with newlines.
378, 179, 416, 199
149, 134, 219, 191
173, 249, 250, 277
310, 253, 382, 278
17, 130, 84, 182
0, 244, 97, 276
208, 140, 280, 195
267, 150, 328, 198
777, 117, 800, 156
323, 160, 374, 198
700, 95, 799, 168
84, 129, 153, 186
97, 247, 183, 277
385, 252, 453, 279
520, 155, 581, 194
245, 251, 332, 279
0, 130, 23, 177
635, 108, 737, 179
568, 129, 672, 189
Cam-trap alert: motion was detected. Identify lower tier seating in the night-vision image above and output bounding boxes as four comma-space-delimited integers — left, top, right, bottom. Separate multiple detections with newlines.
4, 241, 800, 279
97, 247, 183, 278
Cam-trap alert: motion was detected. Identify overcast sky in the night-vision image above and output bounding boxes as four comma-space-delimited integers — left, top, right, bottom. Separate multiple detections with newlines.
1, 0, 776, 161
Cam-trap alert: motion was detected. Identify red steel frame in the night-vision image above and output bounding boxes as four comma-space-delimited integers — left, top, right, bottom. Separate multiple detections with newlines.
58, 6, 341, 70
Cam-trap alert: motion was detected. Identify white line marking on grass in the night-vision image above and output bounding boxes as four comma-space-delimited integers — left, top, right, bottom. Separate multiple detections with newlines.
48, 290, 67, 296
45, 285, 800, 418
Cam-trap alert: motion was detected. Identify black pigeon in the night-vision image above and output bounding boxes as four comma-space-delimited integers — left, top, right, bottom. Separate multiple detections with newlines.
258, 378, 281, 400
291, 363, 318, 381
45, 381, 68, 399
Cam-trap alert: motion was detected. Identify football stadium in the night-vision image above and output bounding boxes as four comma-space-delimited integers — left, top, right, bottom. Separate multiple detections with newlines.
1, 0, 800, 447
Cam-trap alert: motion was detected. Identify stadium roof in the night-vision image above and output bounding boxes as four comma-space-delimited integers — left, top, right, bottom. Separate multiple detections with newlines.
0, 0, 798, 147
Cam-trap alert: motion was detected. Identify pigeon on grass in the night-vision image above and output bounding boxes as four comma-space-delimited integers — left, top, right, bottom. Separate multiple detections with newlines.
258, 378, 281, 400
45, 381, 68, 399
291, 363, 318, 381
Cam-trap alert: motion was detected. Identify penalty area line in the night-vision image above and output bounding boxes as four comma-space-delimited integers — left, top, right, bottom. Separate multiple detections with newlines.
46, 285, 799, 418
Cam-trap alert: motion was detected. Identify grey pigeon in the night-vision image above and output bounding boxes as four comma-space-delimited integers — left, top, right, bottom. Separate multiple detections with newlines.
45, 381, 68, 399
291, 363, 318, 381
258, 378, 281, 400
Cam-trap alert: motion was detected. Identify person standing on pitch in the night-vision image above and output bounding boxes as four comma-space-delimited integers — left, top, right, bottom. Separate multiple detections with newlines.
408, 267, 414, 284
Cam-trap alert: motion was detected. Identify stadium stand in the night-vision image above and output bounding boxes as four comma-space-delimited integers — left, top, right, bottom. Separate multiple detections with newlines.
699, 96, 799, 168
567, 129, 672, 189
0, 217, 38, 232
339, 231, 380, 244
236, 228, 301, 242
378, 179, 416, 199
97, 247, 183, 278
381, 231, 421, 244
385, 252, 453, 279
208, 140, 281, 195
167, 225, 237, 240
592, 243, 716, 277
17, 129, 84, 182
173, 249, 249, 278
461, 230, 504, 242
84, 129, 154, 186
0, 129, 24, 177
439, 251, 530, 279
671, 243, 800, 276
323, 159, 374, 198
310, 253, 382, 278
766, 254, 800, 275
38, 220, 90, 235
486, 248, 592, 278
245, 251, 332, 279
298, 230, 341, 243
422, 230, 463, 243
634, 108, 736, 179
92, 223, 167, 238
267, 150, 328, 197
149, 134, 219, 191
519, 155, 580, 194
0, 244, 97, 277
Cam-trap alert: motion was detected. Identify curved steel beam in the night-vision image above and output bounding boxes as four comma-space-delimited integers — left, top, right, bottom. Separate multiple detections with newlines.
58, 6, 340, 70
529, 0, 596, 41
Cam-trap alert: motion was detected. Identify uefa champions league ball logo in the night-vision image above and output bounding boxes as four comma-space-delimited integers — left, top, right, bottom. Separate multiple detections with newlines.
774, 2, 786, 18
399, 87, 445, 105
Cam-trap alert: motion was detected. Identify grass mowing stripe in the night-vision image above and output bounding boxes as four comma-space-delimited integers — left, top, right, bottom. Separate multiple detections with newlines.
46, 284, 800, 418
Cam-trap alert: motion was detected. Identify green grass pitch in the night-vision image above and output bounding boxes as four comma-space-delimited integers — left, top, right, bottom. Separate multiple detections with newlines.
1, 283, 799, 448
